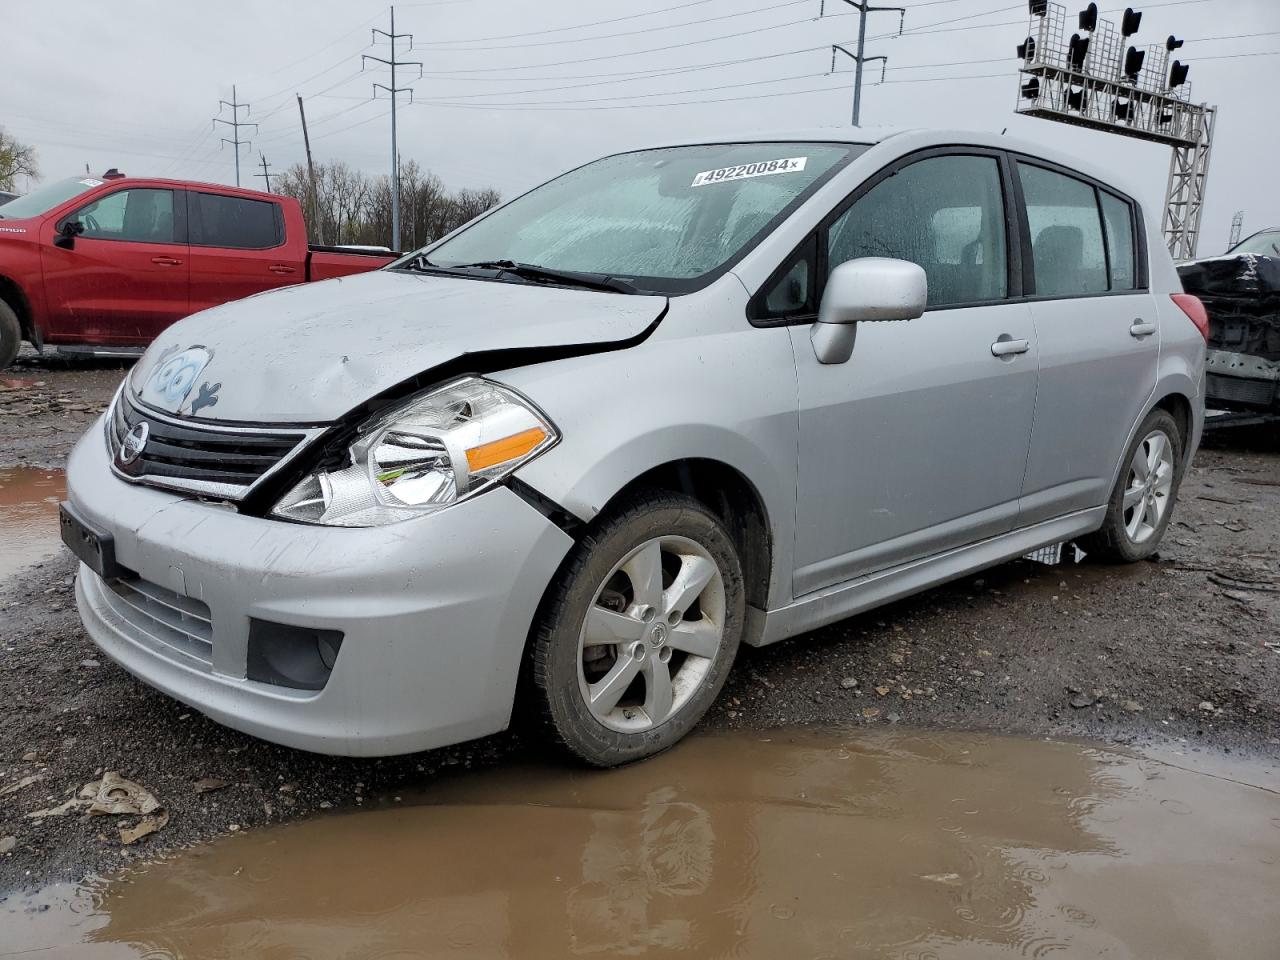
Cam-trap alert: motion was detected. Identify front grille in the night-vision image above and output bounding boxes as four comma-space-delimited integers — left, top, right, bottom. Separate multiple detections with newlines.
107, 390, 319, 500
100, 575, 214, 667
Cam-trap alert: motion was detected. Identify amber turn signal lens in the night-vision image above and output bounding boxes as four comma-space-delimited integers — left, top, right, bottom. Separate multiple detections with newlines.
466, 427, 548, 472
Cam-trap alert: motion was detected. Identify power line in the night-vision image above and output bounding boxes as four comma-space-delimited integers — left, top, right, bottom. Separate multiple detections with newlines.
321, 46, 827, 100
410, 15, 826, 75
403, 47, 1279, 113
247, 11, 383, 81
309, 106, 393, 143
417, 0, 813, 52
403, 0, 1102, 79
421, 0, 722, 46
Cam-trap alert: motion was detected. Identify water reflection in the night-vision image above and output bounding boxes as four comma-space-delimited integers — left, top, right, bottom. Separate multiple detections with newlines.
0, 467, 66, 579
6, 731, 1279, 958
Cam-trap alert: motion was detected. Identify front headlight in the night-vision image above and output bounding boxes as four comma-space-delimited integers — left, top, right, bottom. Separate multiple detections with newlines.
271, 377, 558, 526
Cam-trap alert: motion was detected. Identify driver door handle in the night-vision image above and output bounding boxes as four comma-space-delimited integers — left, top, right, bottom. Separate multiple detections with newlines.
151, 256, 183, 266
1130, 319, 1157, 338
990, 337, 1030, 357
269, 264, 297, 275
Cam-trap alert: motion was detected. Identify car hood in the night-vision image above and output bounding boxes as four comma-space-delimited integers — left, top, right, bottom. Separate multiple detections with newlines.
129, 269, 667, 423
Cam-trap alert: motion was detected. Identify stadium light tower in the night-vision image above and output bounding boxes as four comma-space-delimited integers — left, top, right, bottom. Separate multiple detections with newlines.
1013, 1, 1217, 259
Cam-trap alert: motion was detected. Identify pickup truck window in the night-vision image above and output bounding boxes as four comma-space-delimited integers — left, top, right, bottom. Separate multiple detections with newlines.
414, 142, 866, 295
0, 176, 101, 220
71, 188, 176, 244
191, 193, 282, 249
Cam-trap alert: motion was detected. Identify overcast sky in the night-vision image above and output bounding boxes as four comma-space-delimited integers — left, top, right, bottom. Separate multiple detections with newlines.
5, 0, 1278, 253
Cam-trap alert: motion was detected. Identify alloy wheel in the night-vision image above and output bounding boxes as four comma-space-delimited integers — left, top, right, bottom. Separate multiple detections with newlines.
1122, 429, 1175, 544
576, 535, 726, 733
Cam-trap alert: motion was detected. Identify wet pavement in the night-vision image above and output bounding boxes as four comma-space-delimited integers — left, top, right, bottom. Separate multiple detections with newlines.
5, 729, 1279, 959
0, 468, 65, 580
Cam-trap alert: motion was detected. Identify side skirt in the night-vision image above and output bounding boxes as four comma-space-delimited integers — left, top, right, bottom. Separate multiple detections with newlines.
745, 506, 1106, 648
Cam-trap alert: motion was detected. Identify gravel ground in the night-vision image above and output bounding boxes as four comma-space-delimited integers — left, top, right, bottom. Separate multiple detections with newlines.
1, 354, 1278, 891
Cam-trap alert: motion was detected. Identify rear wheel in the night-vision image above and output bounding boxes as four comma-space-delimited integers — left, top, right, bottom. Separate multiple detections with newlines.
530, 491, 744, 767
0, 300, 21, 370
1081, 409, 1183, 562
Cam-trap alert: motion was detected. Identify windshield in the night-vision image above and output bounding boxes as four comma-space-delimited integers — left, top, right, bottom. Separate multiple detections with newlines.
0, 176, 104, 219
1228, 230, 1280, 258
401, 142, 866, 294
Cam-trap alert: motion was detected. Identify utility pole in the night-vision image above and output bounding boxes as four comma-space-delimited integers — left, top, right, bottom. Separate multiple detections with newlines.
362, 6, 422, 252
213, 85, 257, 186
253, 154, 274, 193
296, 94, 323, 245
824, 0, 905, 126
1228, 211, 1244, 250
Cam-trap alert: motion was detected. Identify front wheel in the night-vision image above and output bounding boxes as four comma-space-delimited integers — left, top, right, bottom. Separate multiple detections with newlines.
1081, 408, 1183, 562
530, 491, 744, 767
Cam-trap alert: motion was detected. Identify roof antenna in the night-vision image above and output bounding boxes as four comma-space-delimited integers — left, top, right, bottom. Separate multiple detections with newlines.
1001, 127, 1008, 135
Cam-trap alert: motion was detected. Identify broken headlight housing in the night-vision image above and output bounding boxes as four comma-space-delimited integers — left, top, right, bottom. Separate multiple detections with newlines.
271, 377, 558, 527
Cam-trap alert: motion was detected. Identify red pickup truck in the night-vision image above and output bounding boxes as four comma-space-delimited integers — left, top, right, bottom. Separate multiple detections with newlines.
0, 172, 396, 368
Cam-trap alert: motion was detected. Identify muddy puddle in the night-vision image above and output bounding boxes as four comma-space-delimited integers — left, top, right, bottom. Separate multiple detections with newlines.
6, 730, 1279, 959
0, 467, 66, 579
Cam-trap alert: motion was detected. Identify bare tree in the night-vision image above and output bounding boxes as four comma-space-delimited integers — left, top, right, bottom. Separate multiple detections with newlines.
452, 188, 503, 227
272, 157, 500, 250
0, 127, 38, 191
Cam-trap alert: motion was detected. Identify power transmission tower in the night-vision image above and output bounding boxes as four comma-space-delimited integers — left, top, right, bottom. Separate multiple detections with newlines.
213, 85, 257, 187
362, 6, 422, 252
1227, 211, 1244, 250
253, 154, 274, 193
824, 0, 905, 126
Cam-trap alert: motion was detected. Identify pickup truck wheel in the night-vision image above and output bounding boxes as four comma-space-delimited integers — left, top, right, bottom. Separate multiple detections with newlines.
1081, 409, 1183, 563
530, 490, 744, 767
0, 300, 21, 370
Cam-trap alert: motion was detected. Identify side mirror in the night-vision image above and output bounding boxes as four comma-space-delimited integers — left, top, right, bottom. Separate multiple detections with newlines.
54, 220, 85, 250
810, 257, 928, 364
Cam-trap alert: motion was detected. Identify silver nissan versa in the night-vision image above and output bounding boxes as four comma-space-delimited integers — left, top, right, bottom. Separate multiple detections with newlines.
63, 128, 1207, 765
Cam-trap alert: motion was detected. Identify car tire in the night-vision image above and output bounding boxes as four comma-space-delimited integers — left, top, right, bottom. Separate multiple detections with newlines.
0, 300, 21, 370
530, 490, 745, 767
1081, 408, 1184, 563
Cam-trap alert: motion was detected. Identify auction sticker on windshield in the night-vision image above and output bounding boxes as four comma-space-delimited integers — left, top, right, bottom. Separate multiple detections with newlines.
691, 157, 808, 187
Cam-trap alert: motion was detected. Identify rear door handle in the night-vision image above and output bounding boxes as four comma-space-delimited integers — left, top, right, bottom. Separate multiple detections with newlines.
990, 337, 1031, 357
1130, 319, 1157, 338
269, 264, 297, 275
151, 256, 183, 266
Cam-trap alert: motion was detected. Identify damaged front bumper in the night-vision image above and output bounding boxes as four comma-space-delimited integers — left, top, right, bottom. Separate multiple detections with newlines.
66, 419, 574, 757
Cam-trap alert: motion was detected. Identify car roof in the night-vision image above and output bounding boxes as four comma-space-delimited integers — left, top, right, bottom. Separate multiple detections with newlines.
628, 126, 1146, 206
84, 175, 282, 201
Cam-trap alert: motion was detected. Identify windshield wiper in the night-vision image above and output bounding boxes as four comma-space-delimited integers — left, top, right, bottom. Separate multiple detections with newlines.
449, 260, 638, 295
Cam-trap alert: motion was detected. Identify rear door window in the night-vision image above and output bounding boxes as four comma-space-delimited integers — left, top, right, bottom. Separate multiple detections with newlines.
1018, 163, 1108, 297
192, 193, 282, 249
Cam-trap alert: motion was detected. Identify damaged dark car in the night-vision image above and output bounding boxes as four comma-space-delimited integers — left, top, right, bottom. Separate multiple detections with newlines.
1178, 229, 1280, 414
